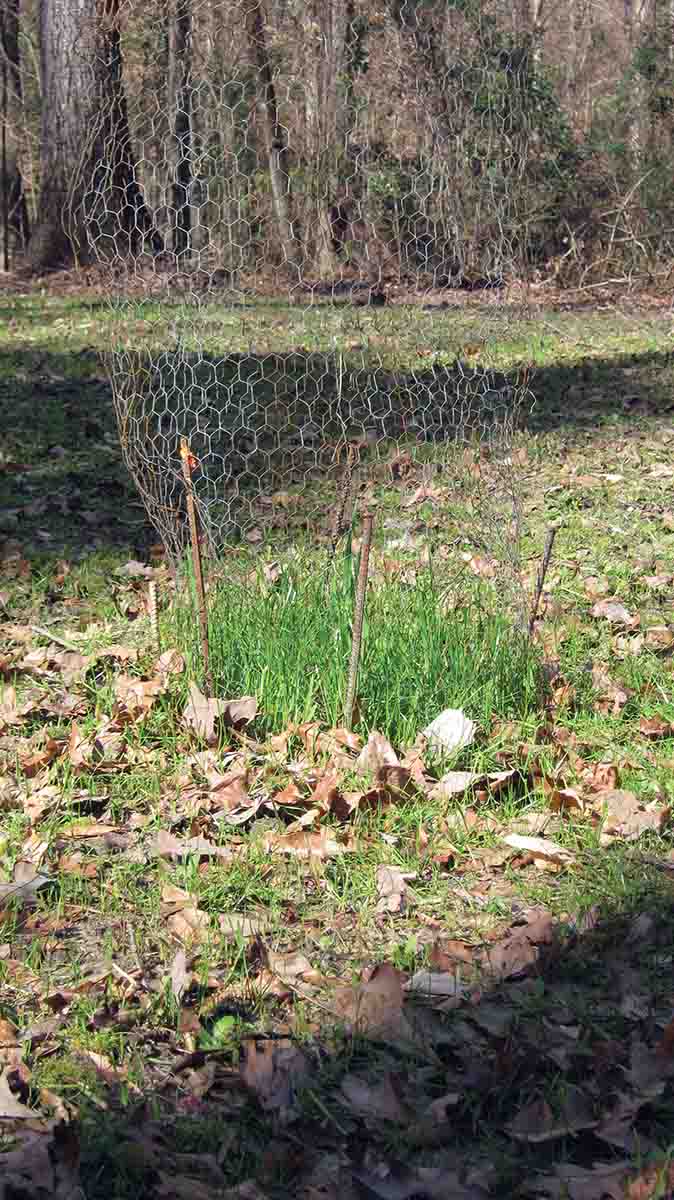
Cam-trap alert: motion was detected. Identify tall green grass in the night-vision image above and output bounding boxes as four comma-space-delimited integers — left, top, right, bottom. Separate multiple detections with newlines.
171, 553, 542, 746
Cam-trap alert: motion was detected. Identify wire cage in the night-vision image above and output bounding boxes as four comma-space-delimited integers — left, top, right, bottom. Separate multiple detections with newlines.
73, 0, 538, 607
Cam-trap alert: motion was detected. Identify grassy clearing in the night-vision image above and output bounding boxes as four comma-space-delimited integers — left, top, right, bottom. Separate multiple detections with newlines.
2, 282, 674, 1198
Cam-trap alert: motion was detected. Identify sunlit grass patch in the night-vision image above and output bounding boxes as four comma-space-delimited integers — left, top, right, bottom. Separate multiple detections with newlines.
170, 552, 543, 746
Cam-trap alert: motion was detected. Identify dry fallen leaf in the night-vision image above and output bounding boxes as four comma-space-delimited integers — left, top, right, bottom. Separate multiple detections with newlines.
0, 863, 51, 908
264, 948, 314, 986
161, 883, 211, 945
309, 770, 343, 815
546, 784, 584, 815
182, 683, 257, 745
432, 770, 481, 799
403, 483, 443, 507
151, 829, 233, 862
596, 790, 670, 844
466, 554, 497, 579
183, 1059, 217, 1102
0, 1118, 82, 1199
0, 1019, 20, 1071
0, 1067, 36, 1118
218, 912, 270, 938
591, 665, 630, 715
168, 948, 192, 1002
352, 1162, 489, 1200
591, 599, 639, 628
332, 962, 415, 1042
481, 908, 555, 982
156, 649, 185, 679
356, 731, 399, 775
534, 1160, 630, 1200
0, 686, 39, 732
404, 970, 467, 1002
239, 1038, 309, 1112
98, 643, 139, 665
502, 833, 576, 869
339, 1072, 408, 1123
639, 715, 672, 740
376, 865, 415, 914
506, 1087, 597, 1142
626, 1161, 674, 1200
584, 575, 610, 599
208, 768, 250, 813
644, 625, 674, 652
114, 673, 165, 720
260, 829, 351, 859
581, 761, 620, 794
67, 721, 127, 772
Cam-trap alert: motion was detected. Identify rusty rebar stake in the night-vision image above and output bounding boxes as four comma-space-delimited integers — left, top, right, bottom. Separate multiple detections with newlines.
528, 526, 558, 639
343, 510, 374, 729
180, 438, 213, 694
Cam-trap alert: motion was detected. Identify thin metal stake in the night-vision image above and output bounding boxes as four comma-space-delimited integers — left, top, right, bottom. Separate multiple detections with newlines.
180, 437, 213, 694
148, 579, 160, 655
528, 526, 558, 639
343, 510, 374, 729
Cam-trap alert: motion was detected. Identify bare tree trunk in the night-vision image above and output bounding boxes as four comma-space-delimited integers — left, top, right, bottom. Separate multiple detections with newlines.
521, 0, 547, 63
168, 0, 192, 259
28, 0, 162, 272
0, 0, 29, 257
304, 0, 347, 277
27, 0, 101, 271
246, 0, 297, 269
96, 0, 163, 258
624, 0, 652, 170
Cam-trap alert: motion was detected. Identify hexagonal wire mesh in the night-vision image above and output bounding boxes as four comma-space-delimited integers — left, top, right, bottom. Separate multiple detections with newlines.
74, 0, 537, 611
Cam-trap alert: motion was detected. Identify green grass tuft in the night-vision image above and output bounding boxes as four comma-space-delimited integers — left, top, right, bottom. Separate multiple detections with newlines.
171, 554, 542, 744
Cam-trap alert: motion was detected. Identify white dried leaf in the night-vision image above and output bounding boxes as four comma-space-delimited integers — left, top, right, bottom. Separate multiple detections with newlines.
422, 709, 476, 755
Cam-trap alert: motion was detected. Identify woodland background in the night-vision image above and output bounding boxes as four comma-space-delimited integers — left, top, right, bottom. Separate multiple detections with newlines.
1, 0, 674, 290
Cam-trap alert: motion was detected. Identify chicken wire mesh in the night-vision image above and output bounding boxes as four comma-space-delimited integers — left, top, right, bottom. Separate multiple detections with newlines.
72, 0, 539, 601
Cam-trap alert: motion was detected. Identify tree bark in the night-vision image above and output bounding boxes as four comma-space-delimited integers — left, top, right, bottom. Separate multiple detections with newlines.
304, 0, 348, 277
28, 0, 162, 272
246, 0, 297, 269
89, 0, 163, 259
0, 0, 30, 257
624, 0, 652, 170
168, 0, 193, 259
27, 0, 100, 271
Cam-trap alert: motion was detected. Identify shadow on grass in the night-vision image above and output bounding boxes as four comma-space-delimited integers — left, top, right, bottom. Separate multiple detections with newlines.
12, 850, 674, 1200
2, 333, 674, 562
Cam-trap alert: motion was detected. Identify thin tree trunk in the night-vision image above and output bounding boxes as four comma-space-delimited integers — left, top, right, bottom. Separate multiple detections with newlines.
624, 0, 652, 170
340, 0, 361, 148
29, 0, 162, 272
246, 0, 297, 269
305, 0, 346, 277
523, 0, 546, 64
27, 0, 100, 271
168, 0, 192, 258
0, 0, 29, 255
97, 0, 163, 258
